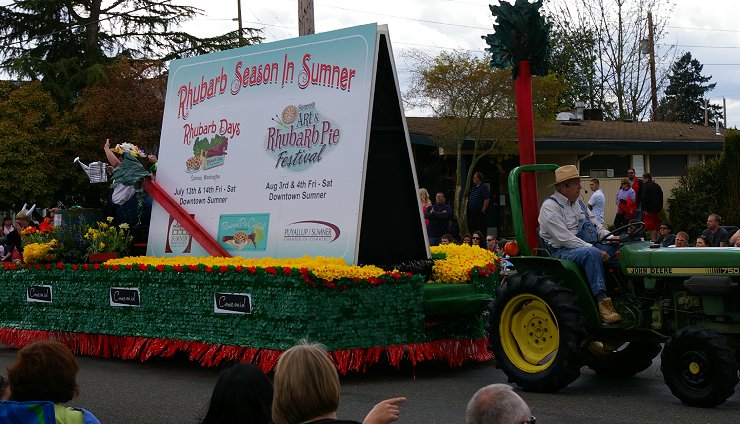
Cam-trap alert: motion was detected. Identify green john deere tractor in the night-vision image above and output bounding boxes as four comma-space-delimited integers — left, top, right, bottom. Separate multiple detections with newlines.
488, 164, 740, 407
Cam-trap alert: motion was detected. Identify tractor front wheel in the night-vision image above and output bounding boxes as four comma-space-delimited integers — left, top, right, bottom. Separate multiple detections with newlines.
487, 271, 587, 392
661, 326, 739, 407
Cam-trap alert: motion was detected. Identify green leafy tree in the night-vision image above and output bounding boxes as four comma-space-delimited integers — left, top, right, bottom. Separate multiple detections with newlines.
405, 50, 566, 233
667, 130, 740, 236
657, 52, 720, 125
0, 81, 69, 208
73, 56, 167, 156
0, 1, 262, 105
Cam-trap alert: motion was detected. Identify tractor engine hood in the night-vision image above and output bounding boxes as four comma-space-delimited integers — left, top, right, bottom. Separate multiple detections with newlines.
620, 243, 740, 277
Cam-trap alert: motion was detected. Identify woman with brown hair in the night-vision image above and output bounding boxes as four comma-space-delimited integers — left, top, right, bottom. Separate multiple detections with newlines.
271, 341, 405, 424
2, 341, 100, 423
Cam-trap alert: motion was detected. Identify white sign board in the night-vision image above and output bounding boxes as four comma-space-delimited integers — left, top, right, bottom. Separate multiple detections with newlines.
148, 24, 380, 263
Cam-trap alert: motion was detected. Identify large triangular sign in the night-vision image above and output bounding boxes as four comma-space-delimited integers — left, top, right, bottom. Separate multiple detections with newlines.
148, 24, 429, 265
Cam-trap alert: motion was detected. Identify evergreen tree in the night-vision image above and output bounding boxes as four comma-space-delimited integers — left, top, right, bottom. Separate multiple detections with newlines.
0, 1, 262, 106
546, 18, 599, 111
657, 52, 719, 125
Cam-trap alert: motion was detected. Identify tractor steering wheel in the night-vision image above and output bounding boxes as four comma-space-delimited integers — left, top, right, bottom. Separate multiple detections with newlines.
598, 221, 645, 244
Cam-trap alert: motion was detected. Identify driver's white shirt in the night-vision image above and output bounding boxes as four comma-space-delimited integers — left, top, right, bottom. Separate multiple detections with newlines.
539, 191, 610, 249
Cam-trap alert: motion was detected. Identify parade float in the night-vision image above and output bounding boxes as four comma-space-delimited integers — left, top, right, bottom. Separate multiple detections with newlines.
0, 24, 501, 372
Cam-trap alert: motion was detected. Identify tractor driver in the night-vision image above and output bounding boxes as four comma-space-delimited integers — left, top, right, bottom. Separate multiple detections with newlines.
539, 165, 623, 324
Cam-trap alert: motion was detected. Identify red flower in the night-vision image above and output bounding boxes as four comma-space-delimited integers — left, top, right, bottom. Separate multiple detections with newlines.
282, 267, 292, 275
265, 267, 277, 275
83, 264, 90, 271
406, 272, 413, 277
235, 265, 243, 272
35, 264, 42, 270
45, 264, 52, 270
219, 265, 229, 273
391, 272, 401, 280
323, 280, 336, 289
125, 264, 133, 270
9, 263, 18, 270
39, 220, 54, 232
112, 265, 121, 271
173, 264, 182, 272
93, 264, 101, 270
368, 277, 381, 285
137, 263, 148, 271
246, 266, 257, 274
189, 265, 199, 272
204, 265, 212, 273
156, 264, 165, 272
72, 264, 79, 271
2, 262, 7, 270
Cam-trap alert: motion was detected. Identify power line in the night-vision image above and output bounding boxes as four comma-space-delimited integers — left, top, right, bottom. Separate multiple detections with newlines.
318, 3, 493, 30
667, 25, 740, 33
658, 43, 740, 49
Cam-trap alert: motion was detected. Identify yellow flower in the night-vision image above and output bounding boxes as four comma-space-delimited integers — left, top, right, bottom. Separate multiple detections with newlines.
119, 223, 129, 230
106, 216, 114, 223
106, 256, 388, 282
99, 242, 106, 249
429, 244, 498, 284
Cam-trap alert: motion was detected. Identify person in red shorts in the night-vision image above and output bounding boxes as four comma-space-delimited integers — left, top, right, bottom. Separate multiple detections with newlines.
640, 173, 663, 241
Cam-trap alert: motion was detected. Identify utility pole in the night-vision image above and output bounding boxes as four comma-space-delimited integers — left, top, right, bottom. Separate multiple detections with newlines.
298, 0, 315, 36
237, 0, 245, 46
704, 99, 709, 126
724, 97, 727, 128
647, 12, 658, 121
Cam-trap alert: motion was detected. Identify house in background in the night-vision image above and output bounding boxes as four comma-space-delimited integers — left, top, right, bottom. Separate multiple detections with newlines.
407, 116, 726, 237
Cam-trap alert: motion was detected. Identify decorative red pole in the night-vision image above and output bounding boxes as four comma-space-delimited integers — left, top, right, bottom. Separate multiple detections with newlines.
514, 60, 539, 253
143, 179, 231, 257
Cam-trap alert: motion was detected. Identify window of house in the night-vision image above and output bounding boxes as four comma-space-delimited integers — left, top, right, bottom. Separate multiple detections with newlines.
688, 154, 701, 167
580, 155, 630, 177
650, 155, 688, 176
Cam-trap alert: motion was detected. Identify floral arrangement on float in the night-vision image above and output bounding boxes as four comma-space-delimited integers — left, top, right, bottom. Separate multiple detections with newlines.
0, 244, 500, 373
21, 217, 133, 264
111, 142, 148, 158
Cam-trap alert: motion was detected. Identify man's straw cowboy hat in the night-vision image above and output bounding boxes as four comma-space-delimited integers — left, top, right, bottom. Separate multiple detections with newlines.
550, 165, 589, 186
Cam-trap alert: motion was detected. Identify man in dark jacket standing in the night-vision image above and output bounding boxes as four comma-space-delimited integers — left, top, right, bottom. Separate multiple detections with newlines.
425, 192, 452, 246
467, 171, 490, 234
640, 173, 663, 241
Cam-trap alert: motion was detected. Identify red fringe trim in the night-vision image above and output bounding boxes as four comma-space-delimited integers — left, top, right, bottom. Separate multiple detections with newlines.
0, 328, 491, 374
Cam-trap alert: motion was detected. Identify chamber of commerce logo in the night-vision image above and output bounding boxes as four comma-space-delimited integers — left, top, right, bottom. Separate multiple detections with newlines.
264, 102, 341, 172
284, 220, 340, 242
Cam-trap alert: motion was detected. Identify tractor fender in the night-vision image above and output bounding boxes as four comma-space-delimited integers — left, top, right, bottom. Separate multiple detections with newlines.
508, 256, 601, 328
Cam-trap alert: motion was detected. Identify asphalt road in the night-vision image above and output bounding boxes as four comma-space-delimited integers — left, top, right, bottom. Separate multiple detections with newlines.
1, 346, 739, 423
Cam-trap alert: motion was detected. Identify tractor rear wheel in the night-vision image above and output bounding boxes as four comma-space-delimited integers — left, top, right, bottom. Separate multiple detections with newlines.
583, 340, 662, 377
661, 326, 739, 407
487, 271, 587, 392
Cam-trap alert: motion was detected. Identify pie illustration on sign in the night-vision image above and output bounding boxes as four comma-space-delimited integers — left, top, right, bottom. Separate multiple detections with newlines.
281, 105, 298, 124
232, 231, 249, 246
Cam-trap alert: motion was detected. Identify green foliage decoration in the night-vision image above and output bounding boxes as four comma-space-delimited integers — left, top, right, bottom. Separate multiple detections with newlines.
0, 266, 429, 350
668, 130, 740, 237
482, 0, 551, 78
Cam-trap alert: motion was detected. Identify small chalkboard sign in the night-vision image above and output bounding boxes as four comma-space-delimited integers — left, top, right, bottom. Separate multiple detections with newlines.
27, 285, 52, 303
109, 287, 140, 307
214, 292, 252, 314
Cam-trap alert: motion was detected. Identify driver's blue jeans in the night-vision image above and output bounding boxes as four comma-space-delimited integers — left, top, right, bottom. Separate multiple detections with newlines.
551, 244, 618, 296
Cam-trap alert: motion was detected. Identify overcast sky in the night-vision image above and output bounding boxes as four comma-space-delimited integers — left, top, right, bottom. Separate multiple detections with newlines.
180, 0, 740, 128
179, 0, 740, 127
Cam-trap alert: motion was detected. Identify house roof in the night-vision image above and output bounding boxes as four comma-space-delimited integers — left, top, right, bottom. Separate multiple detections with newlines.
406, 116, 726, 152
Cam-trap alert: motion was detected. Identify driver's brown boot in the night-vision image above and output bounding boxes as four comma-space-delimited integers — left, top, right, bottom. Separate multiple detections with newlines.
599, 298, 623, 324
